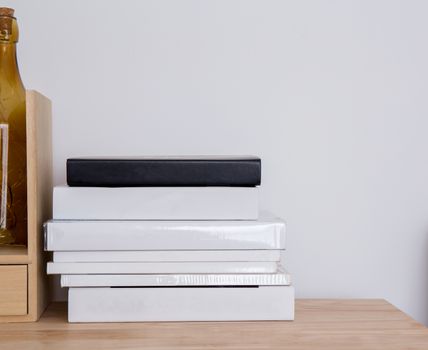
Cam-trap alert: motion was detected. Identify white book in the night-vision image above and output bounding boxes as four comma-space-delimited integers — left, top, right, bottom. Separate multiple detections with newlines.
68, 286, 295, 322
44, 218, 285, 251
61, 270, 291, 287
53, 186, 258, 220
53, 250, 282, 262
47, 261, 278, 274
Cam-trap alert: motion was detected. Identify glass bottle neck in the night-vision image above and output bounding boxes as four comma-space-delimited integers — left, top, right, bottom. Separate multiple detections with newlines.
0, 12, 23, 91
0, 42, 24, 90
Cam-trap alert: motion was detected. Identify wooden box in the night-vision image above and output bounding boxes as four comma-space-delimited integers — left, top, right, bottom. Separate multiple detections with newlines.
0, 90, 52, 322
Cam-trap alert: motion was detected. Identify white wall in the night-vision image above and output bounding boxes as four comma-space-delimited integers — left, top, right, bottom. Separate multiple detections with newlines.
5, 0, 428, 325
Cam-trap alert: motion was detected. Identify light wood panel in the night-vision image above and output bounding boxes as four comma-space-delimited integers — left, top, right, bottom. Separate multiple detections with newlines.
0, 245, 28, 264
25, 90, 52, 321
0, 90, 52, 322
0, 265, 27, 316
0, 300, 427, 349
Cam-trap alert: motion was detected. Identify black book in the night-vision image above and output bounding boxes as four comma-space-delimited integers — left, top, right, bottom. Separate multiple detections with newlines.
67, 156, 261, 187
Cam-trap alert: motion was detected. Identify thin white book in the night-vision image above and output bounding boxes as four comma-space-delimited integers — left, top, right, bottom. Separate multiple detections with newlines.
47, 261, 278, 274
44, 218, 285, 251
53, 186, 258, 220
60, 270, 291, 287
53, 250, 282, 262
68, 286, 295, 322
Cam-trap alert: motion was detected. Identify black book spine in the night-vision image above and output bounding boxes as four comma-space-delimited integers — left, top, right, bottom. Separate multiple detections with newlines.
67, 159, 261, 187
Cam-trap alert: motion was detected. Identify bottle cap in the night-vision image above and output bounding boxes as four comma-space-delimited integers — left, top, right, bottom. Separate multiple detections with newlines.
0, 8, 14, 18
0, 8, 18, 43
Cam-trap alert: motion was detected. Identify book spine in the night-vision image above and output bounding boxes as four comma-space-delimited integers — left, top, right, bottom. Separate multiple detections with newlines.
67, 158, 261, 187
47, 261, 279, 274
68, 286, 295, 322
53, 186, 259, 220
45, 220, 285, 251
53, 250, 282, 262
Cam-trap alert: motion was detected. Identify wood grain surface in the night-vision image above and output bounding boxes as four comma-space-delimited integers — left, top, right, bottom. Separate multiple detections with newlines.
0, 300, 427, 349
0, 265, 27, 316
0, 90, 52, 322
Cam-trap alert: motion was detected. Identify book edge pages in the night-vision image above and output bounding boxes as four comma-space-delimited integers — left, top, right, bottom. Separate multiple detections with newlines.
60, 271, 291, 287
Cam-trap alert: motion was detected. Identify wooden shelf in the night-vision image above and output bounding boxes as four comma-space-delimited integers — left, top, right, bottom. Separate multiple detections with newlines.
0, 300, 427, 349
0, 245, 29, 264
0, 90, 52, 322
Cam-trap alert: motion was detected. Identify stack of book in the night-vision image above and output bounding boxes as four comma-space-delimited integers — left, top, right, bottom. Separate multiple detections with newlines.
45, 156, 294, 322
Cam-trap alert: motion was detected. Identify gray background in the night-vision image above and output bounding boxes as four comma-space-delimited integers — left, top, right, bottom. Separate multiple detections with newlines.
5, 0, 428, 325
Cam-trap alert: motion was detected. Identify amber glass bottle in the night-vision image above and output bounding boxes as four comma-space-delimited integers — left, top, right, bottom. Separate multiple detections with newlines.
0, 8, 27, 245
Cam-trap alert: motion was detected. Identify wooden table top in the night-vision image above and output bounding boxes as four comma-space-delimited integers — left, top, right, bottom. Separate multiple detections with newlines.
1, 300, 427, 349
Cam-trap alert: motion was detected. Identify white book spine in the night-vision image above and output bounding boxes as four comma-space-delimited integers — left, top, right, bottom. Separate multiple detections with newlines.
68, 286, 295, 322
53, 250, 282, 262
53, 186, 258, 220
44, 219, 285, 251
47, 261, 278, 274
61, 271, 291, 287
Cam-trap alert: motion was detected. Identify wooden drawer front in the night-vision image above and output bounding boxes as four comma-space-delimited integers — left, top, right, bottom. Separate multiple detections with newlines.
0, 265, 27, 316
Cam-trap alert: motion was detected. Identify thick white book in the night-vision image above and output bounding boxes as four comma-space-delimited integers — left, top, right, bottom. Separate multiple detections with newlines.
53, 250, 282, 262
53, 186, 258, 220
61, 270, 291, 287
68, 286, 295, 322
44, 218, 285, 251
47, 261, 278, 274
